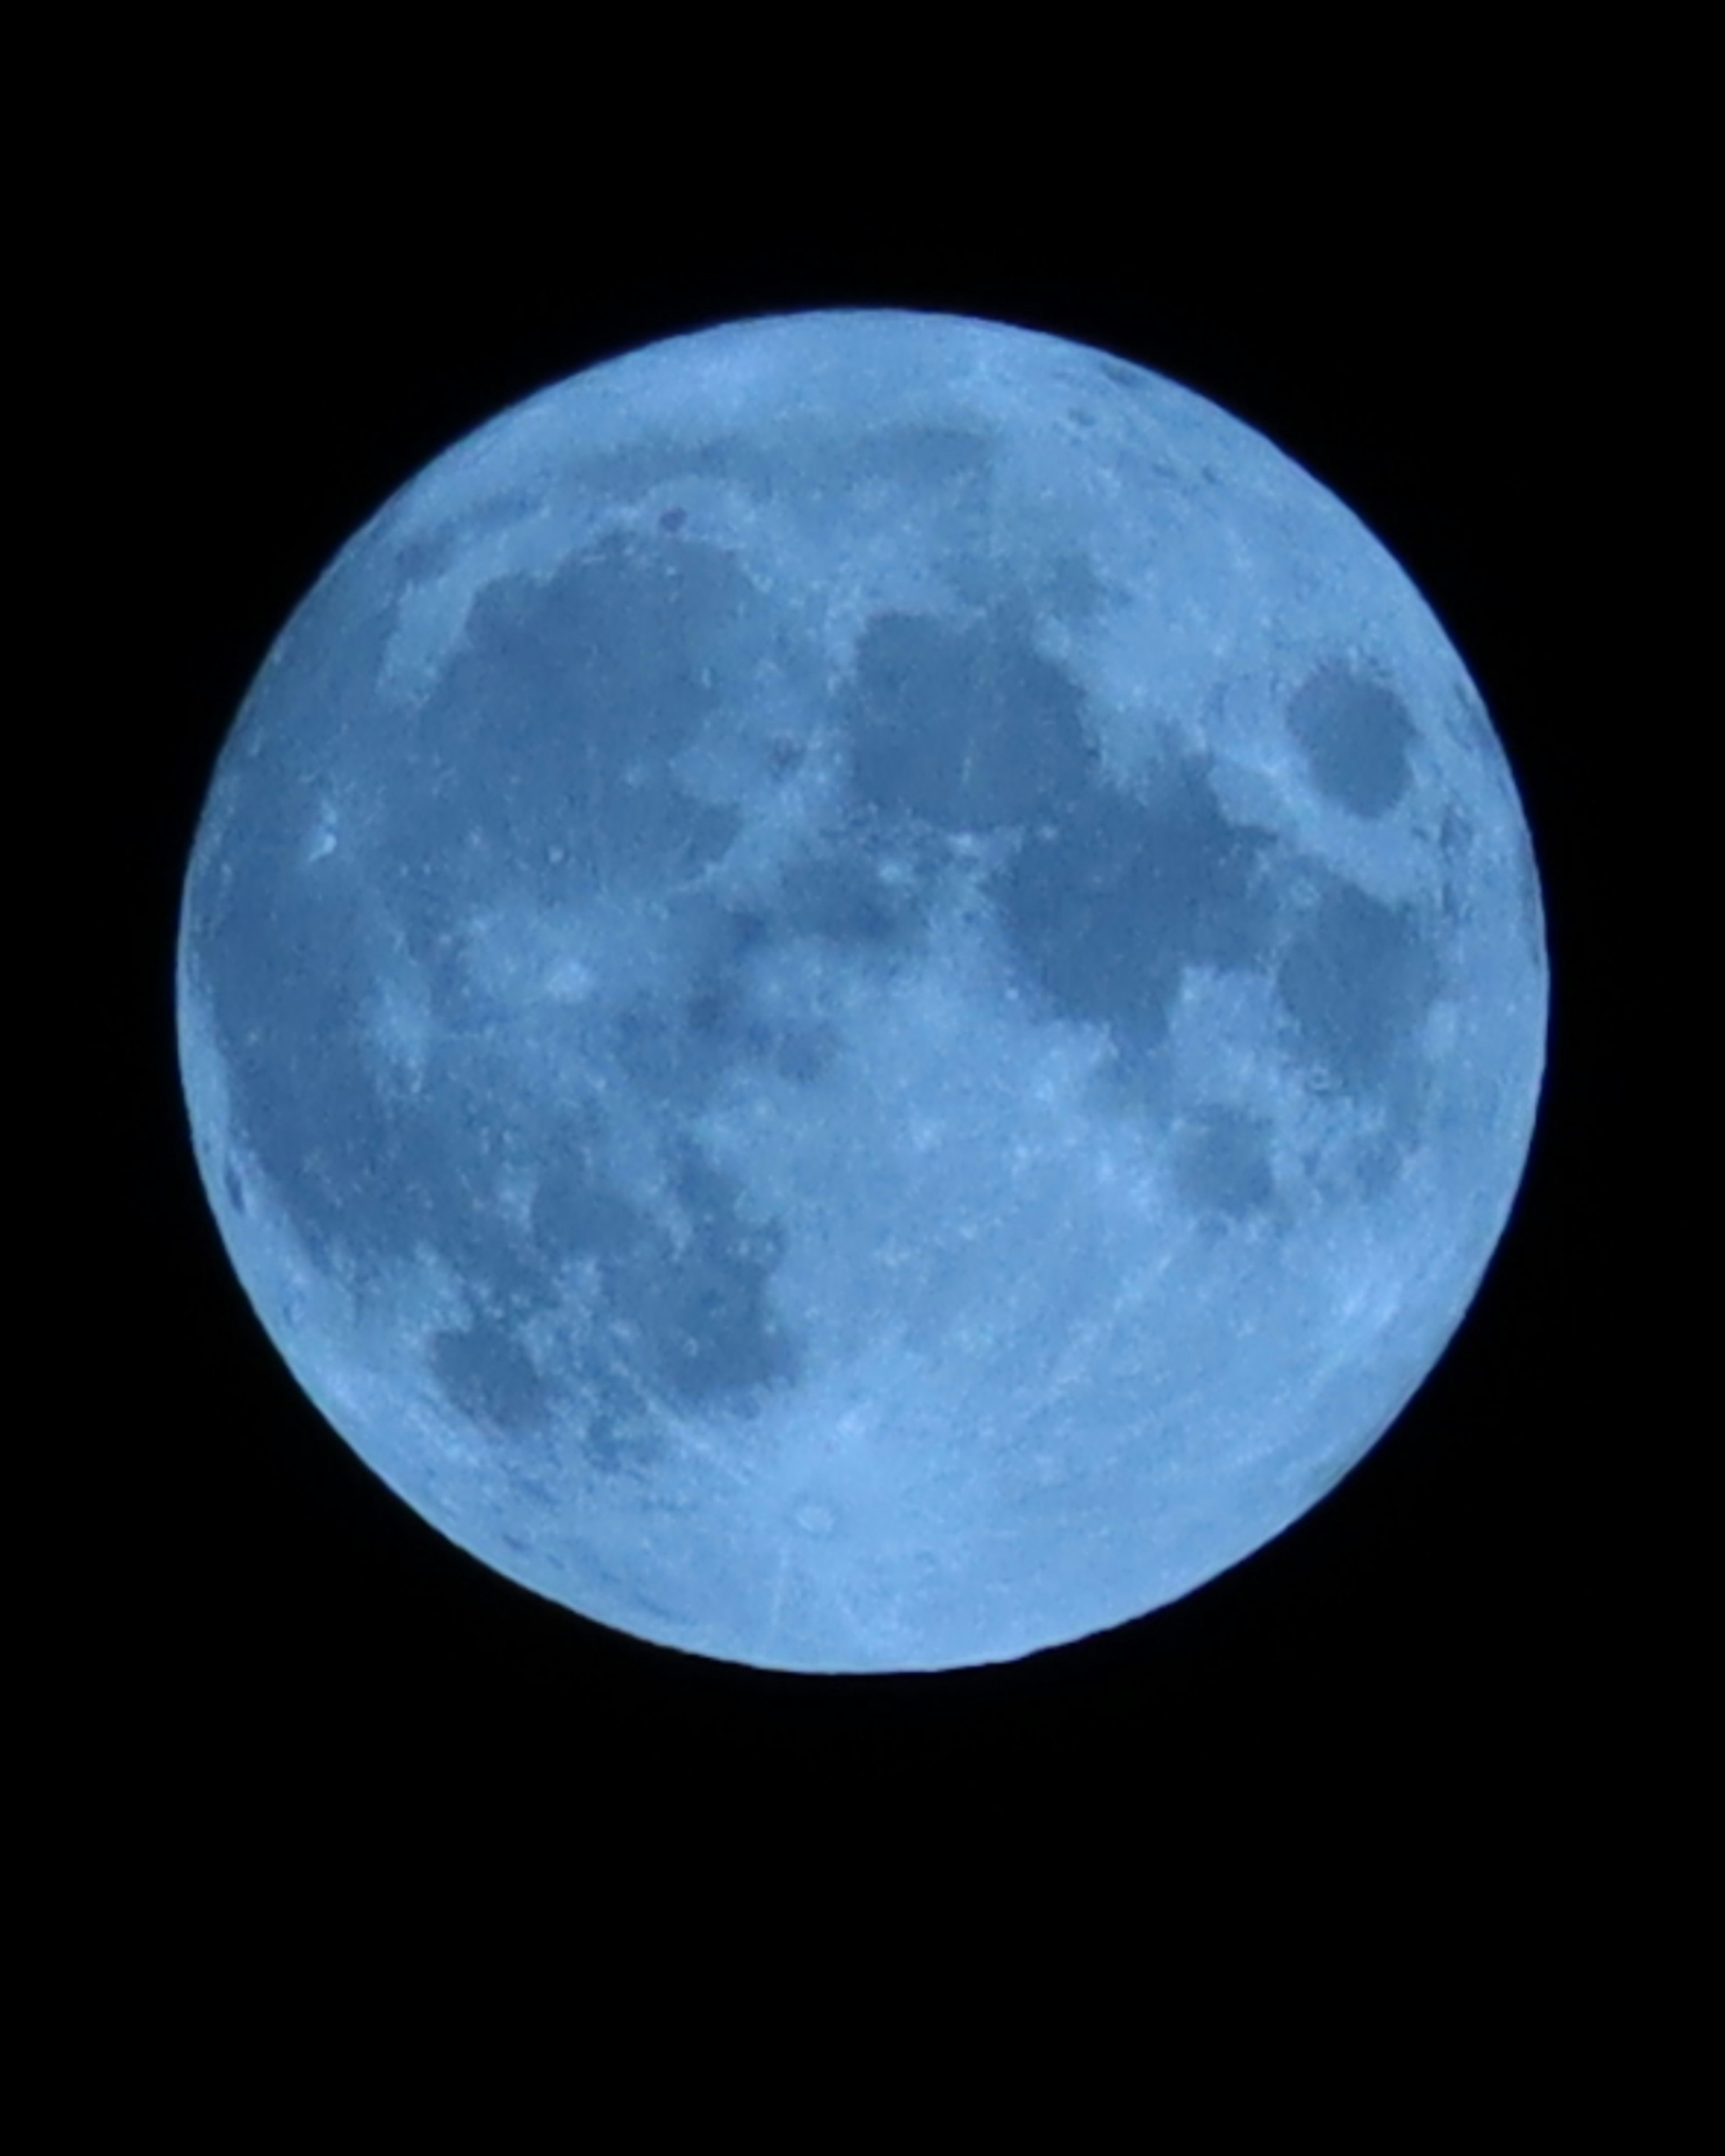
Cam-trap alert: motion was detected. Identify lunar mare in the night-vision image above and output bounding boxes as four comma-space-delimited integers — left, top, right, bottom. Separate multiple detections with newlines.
177, 310, 1546, 1671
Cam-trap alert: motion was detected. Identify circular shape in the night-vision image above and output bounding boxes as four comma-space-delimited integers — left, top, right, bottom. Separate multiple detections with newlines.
176, 309, 1547, 1673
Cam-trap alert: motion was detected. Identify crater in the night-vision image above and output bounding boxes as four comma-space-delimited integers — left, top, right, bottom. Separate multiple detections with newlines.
1287, 664, 1414, 819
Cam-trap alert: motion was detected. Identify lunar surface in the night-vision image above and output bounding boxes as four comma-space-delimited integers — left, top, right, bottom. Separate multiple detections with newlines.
177, 309, 1547, 1672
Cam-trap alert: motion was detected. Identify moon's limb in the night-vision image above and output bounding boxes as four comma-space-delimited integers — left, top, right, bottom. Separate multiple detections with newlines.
178, 310, 1547, 1671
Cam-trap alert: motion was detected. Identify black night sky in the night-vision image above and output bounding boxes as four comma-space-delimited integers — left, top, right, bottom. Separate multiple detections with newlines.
102, 129, 1644, 1945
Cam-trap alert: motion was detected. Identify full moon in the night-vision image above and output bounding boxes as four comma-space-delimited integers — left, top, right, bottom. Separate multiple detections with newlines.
177, 309, 1546, 1673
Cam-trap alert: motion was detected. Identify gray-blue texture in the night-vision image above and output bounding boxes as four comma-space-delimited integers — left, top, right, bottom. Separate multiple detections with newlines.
177, 310, 1547, 1672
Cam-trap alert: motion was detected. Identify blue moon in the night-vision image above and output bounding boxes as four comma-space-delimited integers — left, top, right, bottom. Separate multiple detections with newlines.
177, 309, 1547, 1672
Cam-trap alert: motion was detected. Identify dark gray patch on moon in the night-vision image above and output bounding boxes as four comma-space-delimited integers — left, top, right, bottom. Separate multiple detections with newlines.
570, 433, 785, 512
1287, 664, 1414, 819
846, 605, 1097, 833
1436, 804, 1476, 926
995, 756, 1275, 1053
615, 874, 899, 1109
530, 1123, 796, 1456
530, 1139, 641, 1267
396, 492, 539, 582
765, 733, 805, 778
600, 1148, 792, 1408
778, 850, 926, 953
685, 970, 768, 1062
198, 866, 431, 1281
1037, 551, 1106, 621
1275, 879, 1438, 1099
579, 1409, 658, 1479
379, 534, 748, 917
187, 587, 404, 1273
853, 424, 995, 492
191, 533, 778, 1318
1174, 1105, 1276, 1218
614, 997, 722, 1105
772, 1024, 840, 1083
429, 1319, 552, 1436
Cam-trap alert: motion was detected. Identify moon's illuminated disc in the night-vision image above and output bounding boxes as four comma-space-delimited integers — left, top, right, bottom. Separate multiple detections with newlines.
177, 310, 1547, 1672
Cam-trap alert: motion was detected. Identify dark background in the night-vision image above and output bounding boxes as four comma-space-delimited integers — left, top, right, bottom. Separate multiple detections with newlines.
106, 146, 1636, 1925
